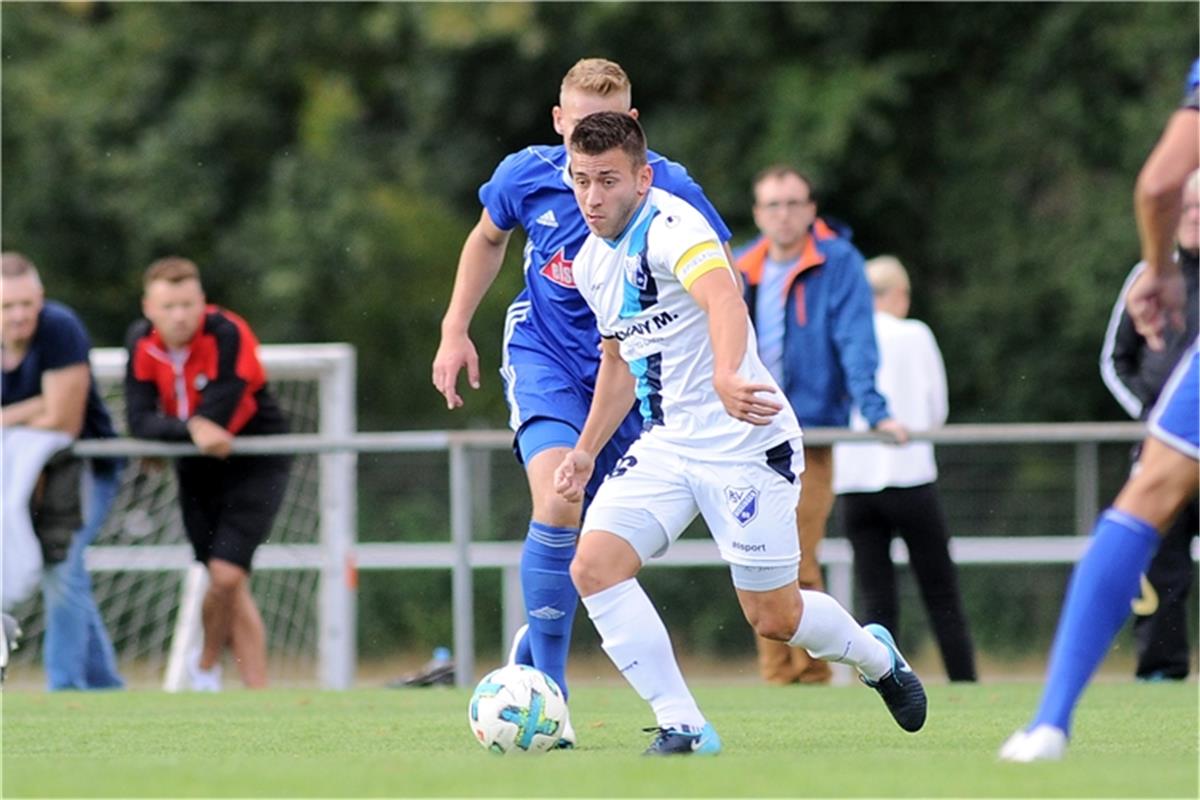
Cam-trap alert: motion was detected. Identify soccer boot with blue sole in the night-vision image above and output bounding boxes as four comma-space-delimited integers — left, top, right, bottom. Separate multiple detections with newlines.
860, 623, 927, 732
642, 722, 722, 756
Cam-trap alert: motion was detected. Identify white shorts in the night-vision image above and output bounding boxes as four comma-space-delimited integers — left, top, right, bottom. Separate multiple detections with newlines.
582, 436, 804, 589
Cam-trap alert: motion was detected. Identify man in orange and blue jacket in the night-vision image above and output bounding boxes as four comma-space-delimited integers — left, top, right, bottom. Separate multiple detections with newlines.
737, 165, 907, 685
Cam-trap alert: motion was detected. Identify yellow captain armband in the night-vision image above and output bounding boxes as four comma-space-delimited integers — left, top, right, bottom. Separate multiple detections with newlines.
673, 241, 729, 291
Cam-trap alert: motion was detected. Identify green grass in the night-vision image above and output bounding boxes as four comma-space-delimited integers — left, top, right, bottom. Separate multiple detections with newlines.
2, 681, 1196, 798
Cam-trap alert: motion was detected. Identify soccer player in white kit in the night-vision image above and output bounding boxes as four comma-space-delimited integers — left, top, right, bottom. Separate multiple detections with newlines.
554, 111, 928, 755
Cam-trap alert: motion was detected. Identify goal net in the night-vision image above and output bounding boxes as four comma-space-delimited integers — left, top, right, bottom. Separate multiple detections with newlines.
6, 344, 356, 689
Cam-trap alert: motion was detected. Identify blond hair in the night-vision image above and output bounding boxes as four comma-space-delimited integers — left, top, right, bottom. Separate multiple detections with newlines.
865, 255, 910, 297
561, 58, 631, 103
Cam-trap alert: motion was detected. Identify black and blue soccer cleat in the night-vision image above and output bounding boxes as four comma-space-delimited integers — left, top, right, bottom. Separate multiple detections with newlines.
642, 722, 722, 756
860, 623, 927, 733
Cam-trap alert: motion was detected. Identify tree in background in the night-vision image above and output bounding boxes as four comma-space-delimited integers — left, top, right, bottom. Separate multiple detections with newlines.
3, 1, 1194, 662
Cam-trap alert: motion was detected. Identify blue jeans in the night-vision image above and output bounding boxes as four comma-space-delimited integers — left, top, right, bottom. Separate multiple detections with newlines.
40, 465, 124, 690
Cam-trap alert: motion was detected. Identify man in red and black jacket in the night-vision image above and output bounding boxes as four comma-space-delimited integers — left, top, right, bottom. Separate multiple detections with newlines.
125, 256, 289, 690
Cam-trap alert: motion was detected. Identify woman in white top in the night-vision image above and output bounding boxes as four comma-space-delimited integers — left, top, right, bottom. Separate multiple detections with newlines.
833, 256, 977, 682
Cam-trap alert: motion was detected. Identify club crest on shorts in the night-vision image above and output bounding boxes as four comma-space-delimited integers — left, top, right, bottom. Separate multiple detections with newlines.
724, 485, 759, 527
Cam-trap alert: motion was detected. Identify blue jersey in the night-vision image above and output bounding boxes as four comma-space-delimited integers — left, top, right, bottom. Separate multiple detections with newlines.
481, 144, 731, 391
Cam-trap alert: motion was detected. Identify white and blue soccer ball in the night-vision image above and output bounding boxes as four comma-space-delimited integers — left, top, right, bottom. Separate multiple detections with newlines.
468, 663, 567, 754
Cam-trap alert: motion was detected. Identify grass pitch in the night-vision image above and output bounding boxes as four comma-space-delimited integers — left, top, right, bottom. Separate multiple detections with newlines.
2, 681, 1196, 798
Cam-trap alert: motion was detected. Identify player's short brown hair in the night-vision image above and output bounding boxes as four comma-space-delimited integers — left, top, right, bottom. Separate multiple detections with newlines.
561, 58, 631, 101
143, 257, 201, 288
569, 111, 647, 169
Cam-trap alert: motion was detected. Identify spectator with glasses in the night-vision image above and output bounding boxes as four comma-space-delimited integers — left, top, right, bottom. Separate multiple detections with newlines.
736, 165, 907, 686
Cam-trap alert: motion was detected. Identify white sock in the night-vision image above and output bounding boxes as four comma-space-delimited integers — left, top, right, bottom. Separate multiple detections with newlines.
582, 578, 705, 730
789, 590, 891, 681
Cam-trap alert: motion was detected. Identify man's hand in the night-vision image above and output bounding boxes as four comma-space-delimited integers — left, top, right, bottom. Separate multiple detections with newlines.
187, 416, 233, 458
432, 332, 480, 410
713, 371, 784, 426
1126, 268, 1186, 352
874, 418, 910, 444
554, 449, 595, 504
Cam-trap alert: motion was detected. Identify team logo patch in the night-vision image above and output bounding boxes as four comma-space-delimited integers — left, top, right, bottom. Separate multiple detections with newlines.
624, 255, 649, 290
540, 248, 575, 287
725, 486, 759, 527
529, 605, 565, 621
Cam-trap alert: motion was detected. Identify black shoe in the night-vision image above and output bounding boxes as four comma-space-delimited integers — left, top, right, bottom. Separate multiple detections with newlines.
860, 623, 927, 733
642, 723, 722, 756
387, 657, 454, 688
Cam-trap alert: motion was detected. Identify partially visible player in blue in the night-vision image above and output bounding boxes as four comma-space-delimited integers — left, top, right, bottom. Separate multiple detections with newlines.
431, 59, 732, 746
1000, 59, 1200, 763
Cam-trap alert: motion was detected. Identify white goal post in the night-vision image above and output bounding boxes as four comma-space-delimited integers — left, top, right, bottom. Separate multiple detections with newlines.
7, 344, 357, 690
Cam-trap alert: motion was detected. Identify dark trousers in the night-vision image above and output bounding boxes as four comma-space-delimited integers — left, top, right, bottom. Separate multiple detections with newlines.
842, 483, 978, 682
1133, 498, 1198, 680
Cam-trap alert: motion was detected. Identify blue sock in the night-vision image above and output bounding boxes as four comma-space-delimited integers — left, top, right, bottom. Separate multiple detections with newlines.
1032, 509, 1160, 734
520, 521, 579, 699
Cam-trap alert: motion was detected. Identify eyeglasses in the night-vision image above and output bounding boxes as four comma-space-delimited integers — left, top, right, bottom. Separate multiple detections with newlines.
757, 199, 811, 213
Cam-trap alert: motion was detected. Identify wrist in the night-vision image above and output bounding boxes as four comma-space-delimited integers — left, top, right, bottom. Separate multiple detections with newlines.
441, 316, 470, 338
572, 443, 599, 462
712, 367, 738, 383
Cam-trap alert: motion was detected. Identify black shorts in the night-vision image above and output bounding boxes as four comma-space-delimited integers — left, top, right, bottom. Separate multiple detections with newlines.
175, 454, 292, 571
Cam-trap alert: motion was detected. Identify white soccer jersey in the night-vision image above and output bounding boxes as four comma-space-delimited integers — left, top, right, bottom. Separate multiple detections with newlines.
573, 187, 802, 459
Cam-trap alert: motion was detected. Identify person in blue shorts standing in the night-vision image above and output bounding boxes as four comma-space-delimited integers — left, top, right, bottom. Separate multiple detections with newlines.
431, 58, 732, 747
1000, 58, 1200, 762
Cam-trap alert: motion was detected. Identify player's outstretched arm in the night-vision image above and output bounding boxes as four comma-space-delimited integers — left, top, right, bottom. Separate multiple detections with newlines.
432, 209, 513, 409
687, 265, 783, 426
555, 339, 634, 503
1131, 108, 1198, 350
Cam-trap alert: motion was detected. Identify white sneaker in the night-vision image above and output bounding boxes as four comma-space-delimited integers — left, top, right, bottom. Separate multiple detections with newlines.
507, 623, 529, 666
188, 650, 223, 692
556, 705, 576, 750
1, 613, 22, 685
998, 724, 1068, 762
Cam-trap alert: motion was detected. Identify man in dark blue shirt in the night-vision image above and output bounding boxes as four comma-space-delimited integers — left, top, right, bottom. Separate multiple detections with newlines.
1, 251, 124, 690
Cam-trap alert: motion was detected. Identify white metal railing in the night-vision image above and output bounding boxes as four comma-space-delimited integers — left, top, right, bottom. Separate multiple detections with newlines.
71, 421, 1183, 689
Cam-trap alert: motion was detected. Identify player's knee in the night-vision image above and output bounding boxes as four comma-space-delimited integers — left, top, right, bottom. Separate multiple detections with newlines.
1118, 461, 1197, 531
569, 553, 605, 597
570, 547, 631, 597
530, 487, 582, 529
740, 593, 801, 641
751, 610, 799, 642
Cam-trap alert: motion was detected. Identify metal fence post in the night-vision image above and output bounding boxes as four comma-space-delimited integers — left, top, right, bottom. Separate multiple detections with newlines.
1074, 441, 1099, 536
449, 441, 475, 688
318, 346, 357, 690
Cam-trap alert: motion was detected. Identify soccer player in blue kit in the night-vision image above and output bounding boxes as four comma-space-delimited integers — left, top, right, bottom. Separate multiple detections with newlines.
1000, 59, 1200, 763
431, 58, 733, 747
